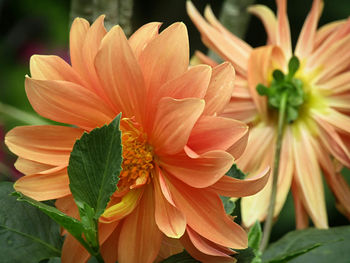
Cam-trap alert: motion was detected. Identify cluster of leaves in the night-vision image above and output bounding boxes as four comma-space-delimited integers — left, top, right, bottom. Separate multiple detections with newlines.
256, 56, 305, 123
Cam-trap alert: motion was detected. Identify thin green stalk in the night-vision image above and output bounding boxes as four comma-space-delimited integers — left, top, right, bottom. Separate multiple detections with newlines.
260, 92, 288, 252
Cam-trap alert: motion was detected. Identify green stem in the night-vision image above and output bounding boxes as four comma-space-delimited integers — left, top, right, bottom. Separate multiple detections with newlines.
260, 92, 288, 253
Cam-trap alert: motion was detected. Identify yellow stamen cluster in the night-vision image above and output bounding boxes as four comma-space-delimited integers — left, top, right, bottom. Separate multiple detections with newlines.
118, 122, 154, 190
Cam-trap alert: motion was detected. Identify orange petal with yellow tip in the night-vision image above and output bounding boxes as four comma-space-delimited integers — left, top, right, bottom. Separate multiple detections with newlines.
118, 184, 162, 263
160, 149, 233, 188
180, 230, 236, 263
167, 175, 247, 249
95, 25, 146, 121
151, 97, 204, 155
186, 1, 248, 76
139, 22, 189, 91
25, 77, 115, 130
5, 125, 82, 166
14, 168, 70, 201
128, 22, 161, 60
248, 5, 277, 44
154, 171, 186, 238
295, 0, 323, 58
100, 188, 143, 223
293, 125, 328, 228
209, 166, 270, 197
203, 62, 235, 116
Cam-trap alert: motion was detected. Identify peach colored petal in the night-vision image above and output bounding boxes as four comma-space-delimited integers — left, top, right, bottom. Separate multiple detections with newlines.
312, 140, 350, 220
30, 55, 85, 87
313, 108, 350, 135
100, 188, 143, 223
154, 171, 186, 238
160, 150, 233, 188
315, 19, 346, 48
100, 225, 121, 263
5, 125, 82, 166
248, 5, 277, 44
203, 62, 235, 116
311, 35, 350, 83
314, 116, 350, 166
25, 77, 115, 130
247, 46, 285, 119
209, 166, 270, 197
118, 184, 162, 263
295, 0, 323, 58
276, 0, 292, 57
186, 1, 249, 76
327, 94, 350, 113
318, 72, 350, 94
139, 22, 189, 92
14, 158, 56, 175
145, 65, 211, 129
221, 98, 257, 123
14, 168, 70, 201
180, 229, 236, 263
55, 195, 79, 220
204, 5, 252, 55
187, 226, 234, 257
128, 22, 161, 60
292, 125, 328, 228
151, 97, 204, 155
291, 180, 309, 229
95, 25, 146, 121
167, 175, 247, 249
191, 50, 219, 67
187, 115, 248, 158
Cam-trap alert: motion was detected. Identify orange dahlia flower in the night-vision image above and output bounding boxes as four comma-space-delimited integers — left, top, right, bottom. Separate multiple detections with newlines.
188, 0, 350, 229
5, 16, 269, 263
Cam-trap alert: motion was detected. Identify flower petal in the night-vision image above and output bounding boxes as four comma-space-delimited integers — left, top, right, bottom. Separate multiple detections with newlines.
221, 98, 257, 123
180, 231, 236, 263
191, 50, 218, 67
248, 5, 277, 44
154, 170, 186, 238
167, 175, 247, 249
5, 125, 82, 166
315, 19, 346, 48
128, 22, 162, 60
295, 0, 323, 58
187, 1, 250, 76
276, 0, 292, 57
95, 25, 146, 121
14, 168, 70, 201
160, 150, 233, 188
292, 125, 328, 228
14, 158, 56, 175
151, 97, 204, 155
313, 108, 350, 135
318, 72, 350, 94
203, 62, 235, 116
118, 184, 162, 263
187, 115, 248, 158
157, 236, 183, 261
291, 180, 310, 229
55, 195, 79, 220
25, 77, 116, 130
139, 22, 189, 91
209, 166, 270, 197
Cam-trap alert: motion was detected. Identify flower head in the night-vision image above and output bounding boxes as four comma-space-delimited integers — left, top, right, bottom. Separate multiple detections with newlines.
188, 0, 350, 229
5, 16, 269, 263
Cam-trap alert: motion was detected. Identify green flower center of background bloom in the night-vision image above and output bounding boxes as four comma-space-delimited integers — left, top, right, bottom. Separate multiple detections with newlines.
256, 56, 305, 123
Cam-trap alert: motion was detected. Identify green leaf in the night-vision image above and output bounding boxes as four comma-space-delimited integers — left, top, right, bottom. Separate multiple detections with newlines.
0, 182, 62, 263
12, 191, 88, 249
287, 56, 300, 79
226, 164, 247, 180
262, 226, 350, 263
68, 114, 123, 219
160, 250, 200, 263
220, 196, 236, 214
235, 247, 255, 263
248, 221, 262, 251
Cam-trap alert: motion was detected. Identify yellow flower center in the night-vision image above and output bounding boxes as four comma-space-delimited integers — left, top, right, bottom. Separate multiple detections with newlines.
118, 119, 154, 190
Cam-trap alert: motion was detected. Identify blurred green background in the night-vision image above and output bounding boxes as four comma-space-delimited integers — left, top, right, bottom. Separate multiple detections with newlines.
0, 0, 349, 241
